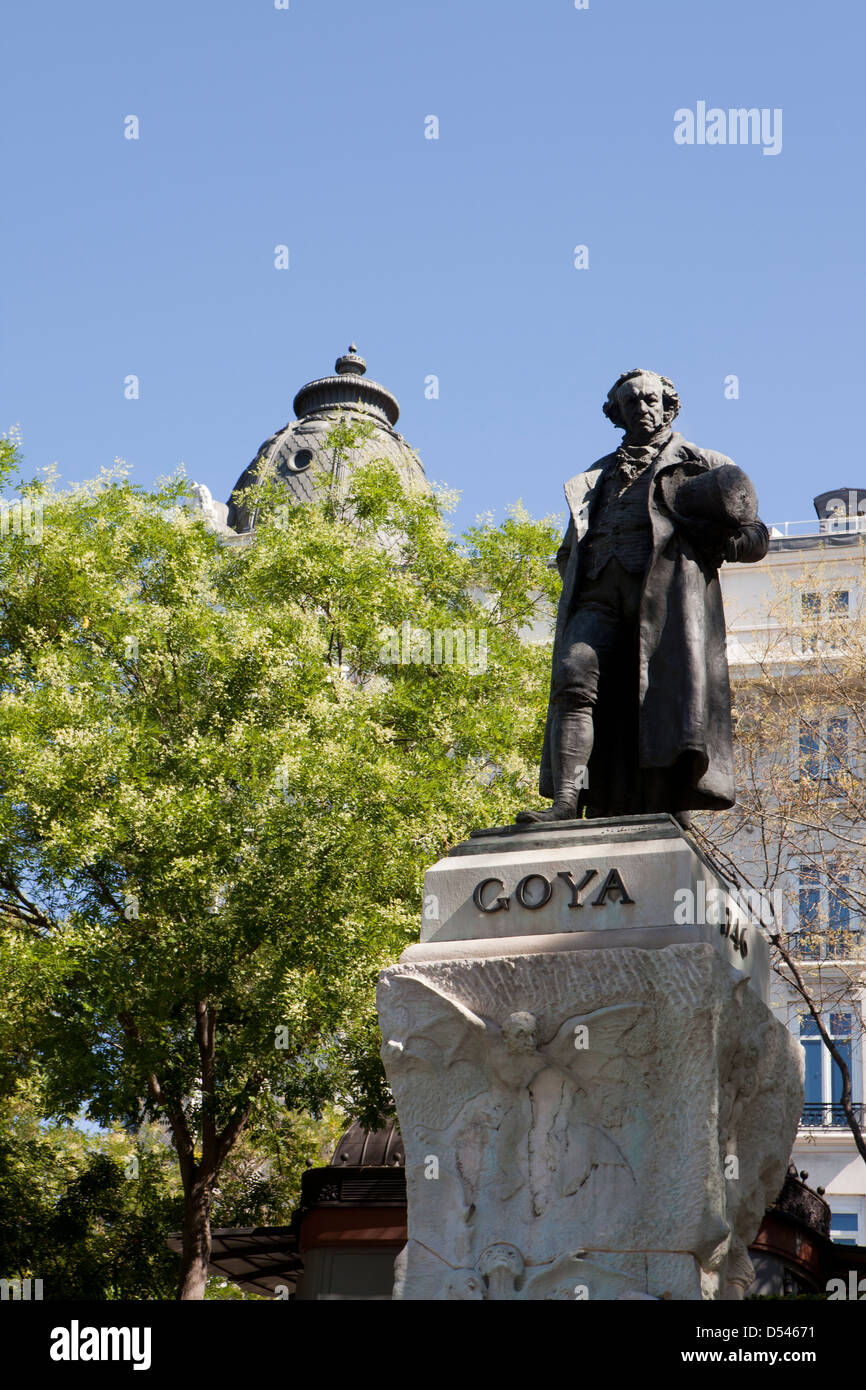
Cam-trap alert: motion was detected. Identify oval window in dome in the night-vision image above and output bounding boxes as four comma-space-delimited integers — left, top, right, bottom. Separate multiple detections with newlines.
289, 449, 313, 473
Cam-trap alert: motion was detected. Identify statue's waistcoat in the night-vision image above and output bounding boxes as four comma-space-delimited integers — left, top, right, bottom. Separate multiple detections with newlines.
580, 460, 655, 580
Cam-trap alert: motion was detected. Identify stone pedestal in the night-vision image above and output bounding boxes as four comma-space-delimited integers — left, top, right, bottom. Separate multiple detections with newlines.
377, 815, 803, 1300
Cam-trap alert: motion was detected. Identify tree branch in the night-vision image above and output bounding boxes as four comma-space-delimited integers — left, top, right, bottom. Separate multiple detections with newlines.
770, 934, 866, 1165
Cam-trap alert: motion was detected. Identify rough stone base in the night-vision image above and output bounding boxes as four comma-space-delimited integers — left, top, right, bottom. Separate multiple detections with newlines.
378, 940, 803, 1301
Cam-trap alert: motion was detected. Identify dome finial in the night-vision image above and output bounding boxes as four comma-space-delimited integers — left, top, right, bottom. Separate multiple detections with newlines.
335, 345, 366, 377
293, 348, 399, 425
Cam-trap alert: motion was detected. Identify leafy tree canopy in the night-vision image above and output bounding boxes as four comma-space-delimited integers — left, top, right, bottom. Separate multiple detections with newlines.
0, 424, 560, 1295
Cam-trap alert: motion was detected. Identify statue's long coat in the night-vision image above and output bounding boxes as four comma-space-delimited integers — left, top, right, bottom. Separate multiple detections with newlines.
539, 432, 769, 816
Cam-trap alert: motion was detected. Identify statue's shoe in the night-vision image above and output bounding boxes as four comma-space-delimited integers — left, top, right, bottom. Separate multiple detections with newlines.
515, 802, 577, 824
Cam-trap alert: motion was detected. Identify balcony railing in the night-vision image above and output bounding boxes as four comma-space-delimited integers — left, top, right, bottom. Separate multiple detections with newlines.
800, 1102, 865, 1129
769, 516, 866, 539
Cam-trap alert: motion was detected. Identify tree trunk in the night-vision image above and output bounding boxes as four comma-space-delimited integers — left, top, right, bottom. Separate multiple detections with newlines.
176, 1177, 213, 1300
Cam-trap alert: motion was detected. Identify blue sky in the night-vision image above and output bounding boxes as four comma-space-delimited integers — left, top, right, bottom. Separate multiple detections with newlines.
2, 0, 863, 534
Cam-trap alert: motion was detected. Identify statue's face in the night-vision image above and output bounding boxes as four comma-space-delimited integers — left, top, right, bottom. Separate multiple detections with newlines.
615, 373, 668, 440
503, 1010, 537, 1054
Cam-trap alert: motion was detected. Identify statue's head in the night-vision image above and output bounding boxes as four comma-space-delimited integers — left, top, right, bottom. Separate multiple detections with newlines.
604, 369, 680, 440
502, 1010, 537, 1054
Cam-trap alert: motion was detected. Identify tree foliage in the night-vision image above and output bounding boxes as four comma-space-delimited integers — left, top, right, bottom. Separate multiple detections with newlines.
0, 425, 560, 1295
0, 1077, 181, 1300
0, 1076, 342, 1299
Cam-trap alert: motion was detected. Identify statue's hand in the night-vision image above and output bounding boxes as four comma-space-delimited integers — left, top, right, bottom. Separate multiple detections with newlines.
669, 510, 733, 569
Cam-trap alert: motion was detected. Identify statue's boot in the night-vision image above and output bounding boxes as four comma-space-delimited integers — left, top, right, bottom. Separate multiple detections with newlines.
516, 707, 592, 823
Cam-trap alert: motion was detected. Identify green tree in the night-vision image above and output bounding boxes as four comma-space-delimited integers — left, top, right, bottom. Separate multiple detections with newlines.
0, 1075, 341, 1298
0, 1077, 182, 1299
0, 426, 559, 1298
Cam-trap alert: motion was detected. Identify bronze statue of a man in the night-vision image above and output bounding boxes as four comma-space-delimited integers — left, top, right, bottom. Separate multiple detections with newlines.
518, 369, 768, 825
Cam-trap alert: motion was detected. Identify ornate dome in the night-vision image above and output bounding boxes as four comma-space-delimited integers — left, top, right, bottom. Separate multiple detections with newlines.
329, 1119, 404, 1168
227, 346, 428, 532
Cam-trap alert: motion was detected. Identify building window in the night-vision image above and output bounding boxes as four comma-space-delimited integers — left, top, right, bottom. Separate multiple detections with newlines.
826, 716, 849, 793
829, 1211, 860, 1246
797, 715, 850, 787
801, 589, 849, 617
801, 592, 821, 651
799, 721, 821, 780
797, 866, 821, 958
799, 1011, 857, 1127
827, 867, 854, 957
800, 589, 849, 651
792, 863, 860, 959
829, 590, 850, 617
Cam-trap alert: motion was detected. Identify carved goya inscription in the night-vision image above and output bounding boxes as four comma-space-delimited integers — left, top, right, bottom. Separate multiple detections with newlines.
471, 867, 634, 914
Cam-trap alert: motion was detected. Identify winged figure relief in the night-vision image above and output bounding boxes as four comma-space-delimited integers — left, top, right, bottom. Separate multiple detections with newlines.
382, 973, 651, 1247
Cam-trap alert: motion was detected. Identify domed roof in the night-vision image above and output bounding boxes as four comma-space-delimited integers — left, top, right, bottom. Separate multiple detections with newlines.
227, 346, 427, 533
293, 344, 401, 428
329, 1119, 404, 1168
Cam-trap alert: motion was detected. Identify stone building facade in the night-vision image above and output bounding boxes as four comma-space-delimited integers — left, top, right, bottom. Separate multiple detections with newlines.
722, 490, 866, 1253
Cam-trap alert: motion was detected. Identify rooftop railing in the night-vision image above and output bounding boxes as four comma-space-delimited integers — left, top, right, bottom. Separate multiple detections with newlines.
769, 516, 866, 539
